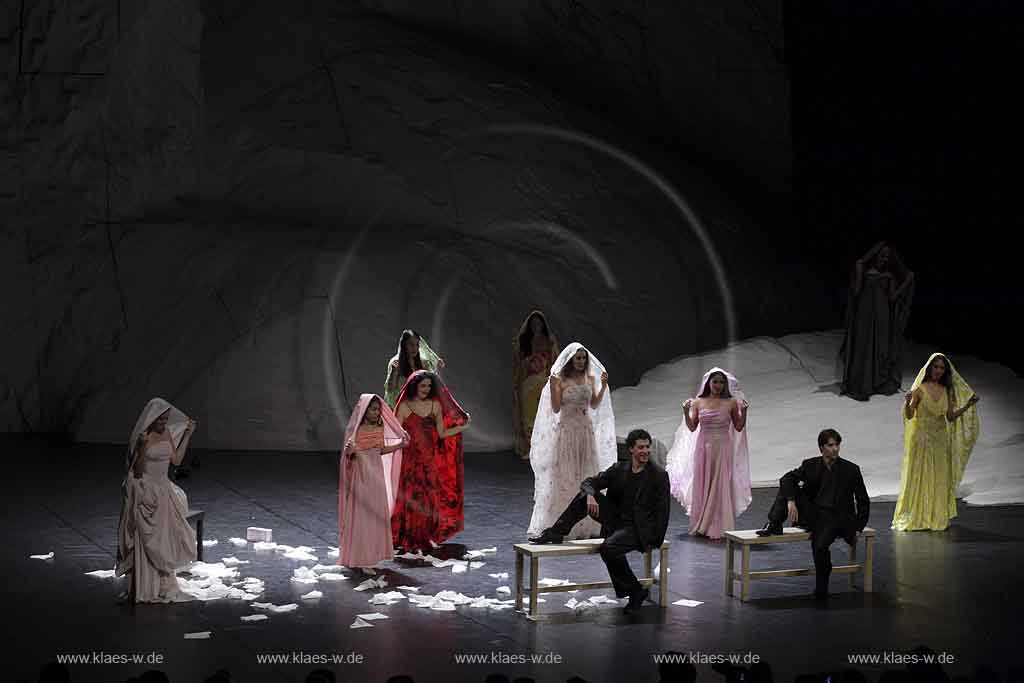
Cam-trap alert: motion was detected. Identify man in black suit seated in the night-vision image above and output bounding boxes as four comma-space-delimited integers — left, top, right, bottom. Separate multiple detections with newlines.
529, 429, 671, 614
755, 428, 870, 600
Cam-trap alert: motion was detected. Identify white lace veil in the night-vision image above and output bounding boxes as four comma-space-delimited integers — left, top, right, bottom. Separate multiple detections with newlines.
665, 367, 752, 518
529, 342, 618, 485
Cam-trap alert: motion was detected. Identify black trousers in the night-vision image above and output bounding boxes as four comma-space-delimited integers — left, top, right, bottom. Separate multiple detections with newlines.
548, 492, 644, 598
767, 491, 857, 594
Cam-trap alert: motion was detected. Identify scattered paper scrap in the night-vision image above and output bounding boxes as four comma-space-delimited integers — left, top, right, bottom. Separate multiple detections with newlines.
496, 586, 511, 595
318, 572, 348, 582
396, 585, 420, 592
672, 599, 703, 608
240, 614, 268, 622
282, 548, 318, 562
30, 552, 54, 560
538, 578, 571, 587
300, 590, 323, 600
221, 556, 249, 566
252, 541, 278, 551
246, 527, 273, 542
228, 538, 248, 547
353, 577, 387, 591
292, 567, 319, 584
184, 632, 211, 639
355, 612, 389, 620
350, 617, 373, 629
202, 539, 219, 548
266, 603, 299, 614
488, 573, 509, 580
84, 569, 116, 578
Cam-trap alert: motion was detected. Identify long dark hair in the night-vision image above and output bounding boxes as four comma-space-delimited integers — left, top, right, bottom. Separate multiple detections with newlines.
408, 372, 439, 401
924, 354, 953, 389
518, 312, 550, 357
397, 329, 424, 379
698, 371, 733, 399
859, 241, 910, 287
560, 347, 590, 379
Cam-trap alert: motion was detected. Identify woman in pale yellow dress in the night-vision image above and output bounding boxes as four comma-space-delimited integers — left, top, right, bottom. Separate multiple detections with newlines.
892, 353, 980, 531
512, 311, 560, 460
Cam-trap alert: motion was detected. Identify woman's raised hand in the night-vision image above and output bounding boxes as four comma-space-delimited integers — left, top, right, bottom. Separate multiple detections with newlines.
600, 371, 609, 385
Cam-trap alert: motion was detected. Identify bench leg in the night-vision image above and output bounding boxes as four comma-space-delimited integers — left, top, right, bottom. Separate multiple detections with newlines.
864, 536, 874, 592
515, 551, 524, 611
529, 557, 539, 618
848, 537, 856, 589
740, 544, 750, 601
196, 516, 204, 562
659, 545, 668, 608
725, 539, 734, 597
644, 548, 653, 580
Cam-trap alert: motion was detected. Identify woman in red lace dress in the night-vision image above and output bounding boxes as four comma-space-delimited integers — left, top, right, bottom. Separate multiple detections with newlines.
391, 371, 471, 552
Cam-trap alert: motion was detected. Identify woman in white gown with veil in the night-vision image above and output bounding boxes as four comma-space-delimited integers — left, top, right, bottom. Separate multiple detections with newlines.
527, 343, 618, 540
116, 398, 198, 602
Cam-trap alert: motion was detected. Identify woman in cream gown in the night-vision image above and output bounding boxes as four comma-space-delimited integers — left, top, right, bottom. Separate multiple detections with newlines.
116, 398, 198, 602
526, 343, 616, 540
892, 353, 980, 531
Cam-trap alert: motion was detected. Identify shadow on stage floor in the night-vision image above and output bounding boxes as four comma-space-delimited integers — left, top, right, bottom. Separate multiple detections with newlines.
4, 436, 1022, 683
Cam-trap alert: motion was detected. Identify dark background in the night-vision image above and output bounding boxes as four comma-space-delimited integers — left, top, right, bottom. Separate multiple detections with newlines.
786, 0, 1021, 373
2, 0, 1020, 443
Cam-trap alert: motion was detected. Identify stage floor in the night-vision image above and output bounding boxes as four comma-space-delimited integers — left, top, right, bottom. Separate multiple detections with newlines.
6, 438, 1023, 683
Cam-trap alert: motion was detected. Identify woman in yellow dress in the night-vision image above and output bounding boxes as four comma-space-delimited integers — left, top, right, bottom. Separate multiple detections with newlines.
512, 311, 560, 460
892, 353, 980, 531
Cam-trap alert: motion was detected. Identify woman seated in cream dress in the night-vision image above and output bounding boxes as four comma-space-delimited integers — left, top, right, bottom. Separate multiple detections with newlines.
116, 398, 198, 603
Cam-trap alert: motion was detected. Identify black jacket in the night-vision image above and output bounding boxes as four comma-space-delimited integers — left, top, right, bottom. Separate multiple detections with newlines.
780, 456, 870, 531
581, 460, 671, 550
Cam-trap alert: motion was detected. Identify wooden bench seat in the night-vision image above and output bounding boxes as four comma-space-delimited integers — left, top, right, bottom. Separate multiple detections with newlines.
513, 538, 670, 619
723, 526, 875, 601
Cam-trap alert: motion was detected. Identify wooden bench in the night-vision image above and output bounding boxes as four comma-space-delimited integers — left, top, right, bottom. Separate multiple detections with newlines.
724, 527, 875, 601
186, 509, 205, 561
513, 538, 670, 619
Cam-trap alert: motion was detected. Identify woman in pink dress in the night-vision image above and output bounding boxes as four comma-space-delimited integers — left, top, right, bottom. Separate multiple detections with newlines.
666, 368, 751, 540
339, 394, 408, 574
391, 371, 471, 552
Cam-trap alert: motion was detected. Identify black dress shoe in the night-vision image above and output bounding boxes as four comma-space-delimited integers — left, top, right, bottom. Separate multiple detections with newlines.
755, 522, 783, 537
623, 586, 650, 614
528, 529, 563, 545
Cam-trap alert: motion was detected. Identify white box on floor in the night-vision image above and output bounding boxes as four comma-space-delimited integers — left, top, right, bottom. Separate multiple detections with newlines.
246, 527, 273, 542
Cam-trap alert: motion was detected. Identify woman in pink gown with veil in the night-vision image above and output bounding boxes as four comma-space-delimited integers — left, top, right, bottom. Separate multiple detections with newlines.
339, 394, 408, 574
666, 368, 751, 540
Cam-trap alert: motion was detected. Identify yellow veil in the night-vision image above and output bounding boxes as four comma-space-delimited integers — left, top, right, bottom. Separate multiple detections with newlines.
906, 352, 980, 489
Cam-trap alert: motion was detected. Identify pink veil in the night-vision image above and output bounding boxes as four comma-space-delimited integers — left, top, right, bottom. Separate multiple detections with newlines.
665, 367, 752, 519
343, 394, 407, 514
